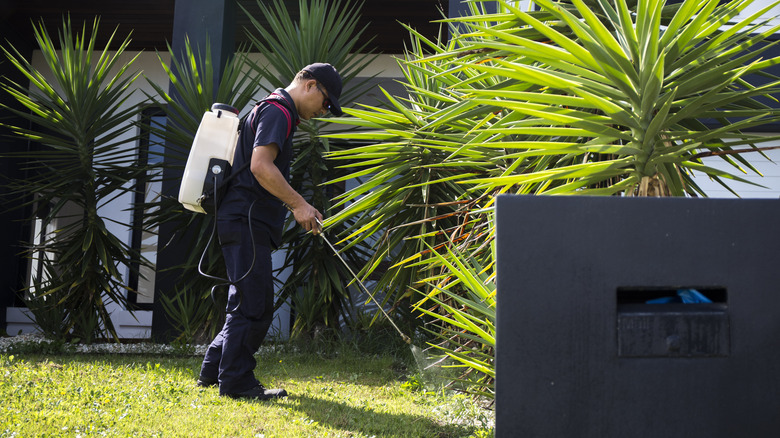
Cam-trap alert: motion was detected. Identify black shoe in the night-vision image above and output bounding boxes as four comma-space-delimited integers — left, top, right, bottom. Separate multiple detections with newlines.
223, 384, 288, 401
196, 376, 218, 387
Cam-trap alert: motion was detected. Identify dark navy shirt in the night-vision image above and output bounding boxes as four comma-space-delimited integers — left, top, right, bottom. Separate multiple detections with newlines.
218, 89, 298, 248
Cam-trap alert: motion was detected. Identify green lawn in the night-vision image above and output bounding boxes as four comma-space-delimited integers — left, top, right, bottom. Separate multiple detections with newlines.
0, 347, 493, 437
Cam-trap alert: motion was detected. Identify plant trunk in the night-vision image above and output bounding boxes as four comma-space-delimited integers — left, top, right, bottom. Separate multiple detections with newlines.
628, 174, 670, 197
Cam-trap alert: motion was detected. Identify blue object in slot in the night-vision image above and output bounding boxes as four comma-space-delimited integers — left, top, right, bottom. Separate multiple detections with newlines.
646, 289, 713, 304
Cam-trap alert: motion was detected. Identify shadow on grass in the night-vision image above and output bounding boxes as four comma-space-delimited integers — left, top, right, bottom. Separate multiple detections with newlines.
286, 393, 474, 438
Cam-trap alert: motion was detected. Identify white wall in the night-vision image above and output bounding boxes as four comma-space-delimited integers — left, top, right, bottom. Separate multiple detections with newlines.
690, 138, 780, 199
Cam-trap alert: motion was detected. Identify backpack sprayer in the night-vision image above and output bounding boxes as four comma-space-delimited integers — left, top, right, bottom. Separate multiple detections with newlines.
179, 96, 293, 214
179, 103, 241, 214
178, 103, 255, 312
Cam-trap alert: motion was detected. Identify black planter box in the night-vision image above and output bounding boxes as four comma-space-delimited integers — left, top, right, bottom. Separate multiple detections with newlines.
495, 196, 780, 437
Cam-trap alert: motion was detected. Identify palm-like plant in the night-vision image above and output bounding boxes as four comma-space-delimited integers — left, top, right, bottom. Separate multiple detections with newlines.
325, 22, 502, 312
241, 0, 379, 336
445, 0, 780, 196
325, 0, 780, 398
0, 17, 145, 341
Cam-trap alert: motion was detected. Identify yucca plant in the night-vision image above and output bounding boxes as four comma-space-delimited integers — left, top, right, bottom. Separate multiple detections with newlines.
143, 38, 261, 342
325, 0, 780, 398
241, 0, 379, 336
0, 17, 145, 341
324, 24, 500, 313
442, 0, 780, 196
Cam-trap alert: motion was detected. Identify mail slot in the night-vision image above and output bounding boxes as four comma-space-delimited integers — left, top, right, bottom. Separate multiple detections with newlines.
617, 287, 729, 358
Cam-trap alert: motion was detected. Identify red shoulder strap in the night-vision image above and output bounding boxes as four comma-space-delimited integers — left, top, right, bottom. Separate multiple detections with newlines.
266, 100, 292, 139
251, 93, 293, 140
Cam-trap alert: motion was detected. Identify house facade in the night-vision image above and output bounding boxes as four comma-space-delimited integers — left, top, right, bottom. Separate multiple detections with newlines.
1, 0, 779, 340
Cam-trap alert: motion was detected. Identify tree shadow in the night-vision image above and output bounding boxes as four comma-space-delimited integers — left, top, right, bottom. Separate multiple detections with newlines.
286, 393, 475, 438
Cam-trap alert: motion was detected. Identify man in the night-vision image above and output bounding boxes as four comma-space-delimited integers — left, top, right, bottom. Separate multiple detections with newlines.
197, 63, 344, 400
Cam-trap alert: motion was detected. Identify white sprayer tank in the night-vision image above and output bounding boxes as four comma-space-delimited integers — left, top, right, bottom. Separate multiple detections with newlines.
178, 103, 241, 213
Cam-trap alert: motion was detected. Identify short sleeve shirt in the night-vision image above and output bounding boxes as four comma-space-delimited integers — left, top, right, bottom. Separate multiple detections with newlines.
217, 89, 299, 247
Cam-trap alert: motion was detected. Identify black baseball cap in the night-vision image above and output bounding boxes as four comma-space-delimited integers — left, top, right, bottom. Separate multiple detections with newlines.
303, 62, 343, 116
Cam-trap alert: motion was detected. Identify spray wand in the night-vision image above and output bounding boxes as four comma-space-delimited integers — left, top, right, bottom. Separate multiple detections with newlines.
314, 218, 412, 345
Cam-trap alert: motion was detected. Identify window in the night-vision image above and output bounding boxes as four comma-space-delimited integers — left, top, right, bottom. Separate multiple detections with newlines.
127, 107, 166, 310
25, 202, 56, 301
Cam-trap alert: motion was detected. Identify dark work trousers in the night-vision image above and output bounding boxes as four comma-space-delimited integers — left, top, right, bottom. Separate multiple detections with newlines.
199, 219, 275, 395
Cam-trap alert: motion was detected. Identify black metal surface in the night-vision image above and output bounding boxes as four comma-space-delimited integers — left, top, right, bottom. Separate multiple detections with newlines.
495, 195, 780, 438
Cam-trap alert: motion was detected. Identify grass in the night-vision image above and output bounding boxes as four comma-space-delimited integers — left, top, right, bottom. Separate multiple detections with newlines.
0, 343, 493, 437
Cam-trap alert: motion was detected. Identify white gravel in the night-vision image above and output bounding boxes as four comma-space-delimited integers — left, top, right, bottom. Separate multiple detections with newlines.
0, 333, 293, 357
0, 333, 208, 356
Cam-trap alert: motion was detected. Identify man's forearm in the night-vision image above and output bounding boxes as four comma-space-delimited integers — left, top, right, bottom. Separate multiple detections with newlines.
251, 158, 305, 209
